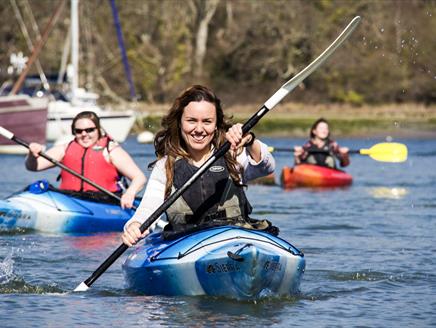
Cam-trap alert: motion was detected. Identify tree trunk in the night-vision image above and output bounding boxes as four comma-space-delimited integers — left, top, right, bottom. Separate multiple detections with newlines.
193, 0, 218, 78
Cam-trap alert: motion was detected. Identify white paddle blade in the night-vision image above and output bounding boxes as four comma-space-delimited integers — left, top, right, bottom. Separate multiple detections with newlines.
264, 16, 361, 110
74, 282, 90, 292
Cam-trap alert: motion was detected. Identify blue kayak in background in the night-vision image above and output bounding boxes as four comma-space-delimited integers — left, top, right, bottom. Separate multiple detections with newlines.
0, 180, 136, 233
123, 226, 305, 300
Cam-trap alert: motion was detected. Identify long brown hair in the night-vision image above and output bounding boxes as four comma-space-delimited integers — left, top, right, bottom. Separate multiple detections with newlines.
152, 85, 241, 198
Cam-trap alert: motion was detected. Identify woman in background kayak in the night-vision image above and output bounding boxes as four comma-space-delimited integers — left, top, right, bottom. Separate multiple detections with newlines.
122, 85, 275, 246
25, 111, 146, 209
294, 118, 350, 169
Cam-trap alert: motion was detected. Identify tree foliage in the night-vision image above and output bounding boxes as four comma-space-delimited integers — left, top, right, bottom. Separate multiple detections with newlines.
1, 0, 435, 105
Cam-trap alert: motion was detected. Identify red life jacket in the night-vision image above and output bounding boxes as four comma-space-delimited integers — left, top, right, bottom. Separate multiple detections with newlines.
59, 136, 120, 192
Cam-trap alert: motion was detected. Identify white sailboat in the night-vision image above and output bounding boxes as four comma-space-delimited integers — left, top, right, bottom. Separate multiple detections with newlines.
46, 0, 135, 143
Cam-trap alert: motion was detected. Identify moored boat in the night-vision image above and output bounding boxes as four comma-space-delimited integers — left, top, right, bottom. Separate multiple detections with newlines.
46, 88, 136, 143
46, 0, 136, 143
122, 226, 305, 300
0, 94, 48, 154
0, 180, 136, 233
281, 163, 352, 188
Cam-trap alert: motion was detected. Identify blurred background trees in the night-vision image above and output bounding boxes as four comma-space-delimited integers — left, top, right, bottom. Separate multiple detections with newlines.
1, 0, 435, 106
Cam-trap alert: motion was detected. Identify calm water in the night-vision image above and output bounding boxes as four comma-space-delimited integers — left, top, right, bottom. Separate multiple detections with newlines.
0, 136, 435, 327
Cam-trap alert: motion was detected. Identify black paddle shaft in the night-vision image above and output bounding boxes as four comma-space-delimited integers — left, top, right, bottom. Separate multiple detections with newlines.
81, 105, 270, 288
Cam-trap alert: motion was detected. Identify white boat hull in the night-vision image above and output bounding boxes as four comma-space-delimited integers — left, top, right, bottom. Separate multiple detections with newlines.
46, 100, 136, 142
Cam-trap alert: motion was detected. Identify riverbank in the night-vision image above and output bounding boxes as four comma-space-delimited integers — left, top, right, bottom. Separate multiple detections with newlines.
130, 102, 436, 138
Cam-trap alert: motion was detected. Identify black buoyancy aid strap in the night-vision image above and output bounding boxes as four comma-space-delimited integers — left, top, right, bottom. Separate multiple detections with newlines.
57, 140, 74, 182
169, 157, 249, 224
80, 147, 88, 191
306, 140, 334, 167
219, 177, 233, 207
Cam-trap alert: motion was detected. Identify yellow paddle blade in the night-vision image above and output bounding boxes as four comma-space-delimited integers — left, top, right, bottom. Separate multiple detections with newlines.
359, 142, 408, 163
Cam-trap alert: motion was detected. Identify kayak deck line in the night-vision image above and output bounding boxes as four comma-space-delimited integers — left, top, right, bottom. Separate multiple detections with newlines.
155, 235, 304, 261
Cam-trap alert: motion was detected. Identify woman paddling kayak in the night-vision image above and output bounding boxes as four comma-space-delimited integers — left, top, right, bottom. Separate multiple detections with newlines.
294, 118, 350, 169
280, 118, 352, 189
25, 111, 146, 209
122, 85, 276, 246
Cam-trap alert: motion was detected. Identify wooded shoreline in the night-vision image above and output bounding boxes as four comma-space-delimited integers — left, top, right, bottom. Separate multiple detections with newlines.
131, 102, 436, 138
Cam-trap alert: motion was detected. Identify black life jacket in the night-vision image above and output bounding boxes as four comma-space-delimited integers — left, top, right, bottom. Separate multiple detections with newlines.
304, 140, 336, 168
165, 157, 252, 227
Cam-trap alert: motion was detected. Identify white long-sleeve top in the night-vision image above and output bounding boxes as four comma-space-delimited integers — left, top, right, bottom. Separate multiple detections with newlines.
124, 141, 275, 232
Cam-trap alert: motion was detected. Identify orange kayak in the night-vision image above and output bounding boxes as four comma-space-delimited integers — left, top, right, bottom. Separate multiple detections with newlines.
281, 164, 352, 188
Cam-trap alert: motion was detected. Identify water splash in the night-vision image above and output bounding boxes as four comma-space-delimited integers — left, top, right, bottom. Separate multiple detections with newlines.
0, 254, 14, 284
0, 253, 63, 294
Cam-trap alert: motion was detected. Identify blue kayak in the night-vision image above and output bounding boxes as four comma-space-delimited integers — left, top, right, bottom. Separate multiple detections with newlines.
0, 180, 136, 233
122, 226, 305, 300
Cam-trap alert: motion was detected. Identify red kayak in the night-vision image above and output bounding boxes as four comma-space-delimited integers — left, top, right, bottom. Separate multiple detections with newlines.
281, 164, 352, 188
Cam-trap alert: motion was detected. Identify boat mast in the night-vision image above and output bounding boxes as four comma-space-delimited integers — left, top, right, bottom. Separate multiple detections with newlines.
10, 0, 66, 95
71, 0, 79, 103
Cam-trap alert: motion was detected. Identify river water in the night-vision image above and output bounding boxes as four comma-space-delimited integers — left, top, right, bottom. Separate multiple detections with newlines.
0, 136, 435, 327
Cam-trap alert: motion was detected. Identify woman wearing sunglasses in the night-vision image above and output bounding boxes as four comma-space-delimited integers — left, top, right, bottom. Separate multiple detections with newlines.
25, 111, 146, 209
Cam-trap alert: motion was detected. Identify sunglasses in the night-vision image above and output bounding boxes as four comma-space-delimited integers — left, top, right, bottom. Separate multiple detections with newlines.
73, 127, 97, 134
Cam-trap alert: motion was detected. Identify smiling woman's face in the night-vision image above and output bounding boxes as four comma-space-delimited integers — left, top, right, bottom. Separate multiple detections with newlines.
180, 100, 217, 157
73, 118, 99, 148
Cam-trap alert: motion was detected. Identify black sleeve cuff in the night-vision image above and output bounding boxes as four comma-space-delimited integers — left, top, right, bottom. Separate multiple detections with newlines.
245, 132, 256, 147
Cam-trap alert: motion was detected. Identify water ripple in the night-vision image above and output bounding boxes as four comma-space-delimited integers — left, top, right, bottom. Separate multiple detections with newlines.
303, 224, 361, 231
0, 277, 63, 294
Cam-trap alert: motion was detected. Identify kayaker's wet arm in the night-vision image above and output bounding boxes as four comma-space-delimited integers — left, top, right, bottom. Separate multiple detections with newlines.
245, 134, 262, 163
25, 142, 65, 171
109, 146, 147, 209
239, 140, 275, 182
122, 158, 167, 246
226, 124, 263, 163
294, 146, 305, 164
330, 141, 350, 167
